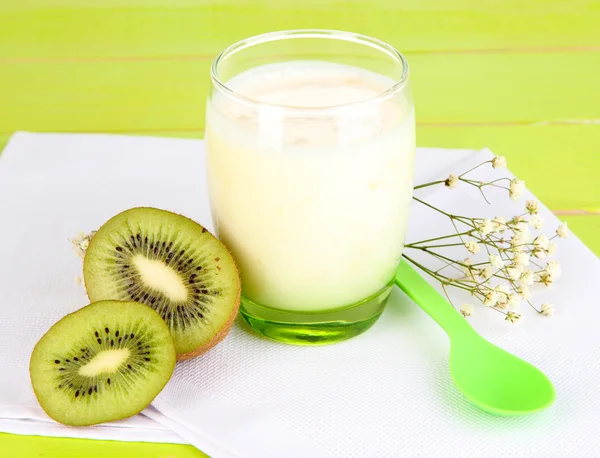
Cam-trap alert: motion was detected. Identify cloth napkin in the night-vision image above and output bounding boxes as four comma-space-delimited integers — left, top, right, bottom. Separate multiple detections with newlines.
1, 132, 599, 457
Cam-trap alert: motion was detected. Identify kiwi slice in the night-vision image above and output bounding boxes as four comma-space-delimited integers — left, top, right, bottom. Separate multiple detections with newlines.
83, 207, 241, 360
30, 300, 176, 426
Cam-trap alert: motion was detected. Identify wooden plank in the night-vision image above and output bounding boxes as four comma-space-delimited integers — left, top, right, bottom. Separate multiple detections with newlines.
1, 1, 599, 59
418, 124, 600, 210
561, 215, 600, 255
0, 432, 207, 458
1, 51, 598, 135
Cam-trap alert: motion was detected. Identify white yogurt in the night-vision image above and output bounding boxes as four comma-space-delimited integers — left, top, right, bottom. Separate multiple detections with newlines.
206, 61, 415, 311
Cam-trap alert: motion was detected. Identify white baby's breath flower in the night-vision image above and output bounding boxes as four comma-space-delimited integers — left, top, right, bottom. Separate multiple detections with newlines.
513, 252, 530, 267
445, 174, 458, 189
495, 283, 510, 295
492, 155, 507, 169
539, 272, 553, 287
556, 221, 569, 239
507, 265, 523, 280
480, 265, 494, 280
509, 178, 525, 200
489, 254, 504, 269
495, 296, 509, 309
541, 303, 555, 317
494, 284, 510, 309
492, 216, 507, 233
460, 304, 473, 317
508, 294, 521, 309
509, 215, 525, 225
465, 240, 480, 254
461, 258, 476, 280
530, 214, 544, 230
533, 235, 550, 250
533, 248, 547, 259
477, 218, 494, 236
546, 241, 558, 256
505, 311, 521, 323
483, 290, 499, 307
519, 268, 534, 286
511, 224, 531, 248
525, 200, 539, 215
544, 260, 562, 279
518, 285, 532, 300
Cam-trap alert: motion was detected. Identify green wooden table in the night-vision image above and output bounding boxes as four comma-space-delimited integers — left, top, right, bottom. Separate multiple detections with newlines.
1, 1, 599, 456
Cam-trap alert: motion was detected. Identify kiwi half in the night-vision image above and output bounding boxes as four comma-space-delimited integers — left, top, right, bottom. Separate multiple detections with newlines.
30, 300, 176, 426
83, 207, 241, 360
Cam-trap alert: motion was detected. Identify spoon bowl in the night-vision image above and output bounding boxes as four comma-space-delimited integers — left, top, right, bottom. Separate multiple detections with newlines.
449, 334, 555, 415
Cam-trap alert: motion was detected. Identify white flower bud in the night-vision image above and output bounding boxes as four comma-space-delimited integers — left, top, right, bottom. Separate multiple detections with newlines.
492, 216, 507, 233
556, 221, 569, 238
514, 252, 530, 267
460, 304, 473, 317
541, 303, 555, 316
533, 235, 550, 250
492, 156, 507, 169
509, 178, 525, 200
489, 254, 504, 269
520, 268, 534, 286
505, 311, 521, 323
525, 200, 539, 214
483, 290, 499, 306
530, 214, 544, 230
546, 241, 558, 256
465, 240, 480, 254
445, 174, 458, 189
477, 219, 494, 236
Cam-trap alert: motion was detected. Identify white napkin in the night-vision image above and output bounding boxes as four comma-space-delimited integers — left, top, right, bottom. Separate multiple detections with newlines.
1, 132, 599, 456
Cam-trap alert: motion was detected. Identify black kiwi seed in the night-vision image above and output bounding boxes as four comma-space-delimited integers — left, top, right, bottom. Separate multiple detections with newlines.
115, 331, 119, 337
105, 327, 109, 333
116, 247, 123, 252
94, 331, 99, 337
107, 378, 111, 385
75, 390, 80, 397
54, 360, 60, 364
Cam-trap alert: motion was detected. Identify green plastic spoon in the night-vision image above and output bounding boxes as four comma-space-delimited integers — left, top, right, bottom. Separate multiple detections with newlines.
395, 259, 556, 416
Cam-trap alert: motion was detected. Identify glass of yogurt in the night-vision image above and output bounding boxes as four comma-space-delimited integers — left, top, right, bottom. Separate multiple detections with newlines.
206, 30, 415, 345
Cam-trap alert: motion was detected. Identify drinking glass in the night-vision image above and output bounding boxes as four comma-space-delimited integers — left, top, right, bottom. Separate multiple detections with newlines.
206, 30, 415, 345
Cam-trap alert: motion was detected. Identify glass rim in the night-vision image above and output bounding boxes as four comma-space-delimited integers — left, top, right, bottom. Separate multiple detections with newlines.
210, 29, 410, 111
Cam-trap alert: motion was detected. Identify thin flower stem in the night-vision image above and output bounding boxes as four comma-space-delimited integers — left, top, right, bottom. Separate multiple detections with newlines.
458, 161, 491, 178
405, 231, 473, 246
410, 242, 470, 249
526, 300, 541, 314
402, 255, 476, 294
414, 180, 445, 190
413, 197, 452, 217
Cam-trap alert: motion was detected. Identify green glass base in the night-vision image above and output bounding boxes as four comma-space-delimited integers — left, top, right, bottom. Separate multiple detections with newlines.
239, 280, 394, 345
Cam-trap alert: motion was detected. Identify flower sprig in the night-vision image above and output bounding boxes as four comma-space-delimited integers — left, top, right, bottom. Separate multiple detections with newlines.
406, 155, 568, 323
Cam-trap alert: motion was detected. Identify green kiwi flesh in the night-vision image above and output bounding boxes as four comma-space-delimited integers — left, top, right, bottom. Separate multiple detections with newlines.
83, 207, 241, 359
29, 300, 176, 426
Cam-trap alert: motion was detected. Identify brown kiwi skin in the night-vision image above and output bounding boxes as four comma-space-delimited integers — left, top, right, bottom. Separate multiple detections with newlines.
176, 280, 240, 361
84, 208, 242, 362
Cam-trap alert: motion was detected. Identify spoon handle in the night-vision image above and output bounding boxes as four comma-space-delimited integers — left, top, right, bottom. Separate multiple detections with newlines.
395, 259, 472, 336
